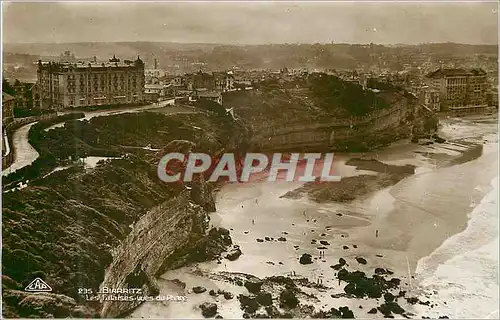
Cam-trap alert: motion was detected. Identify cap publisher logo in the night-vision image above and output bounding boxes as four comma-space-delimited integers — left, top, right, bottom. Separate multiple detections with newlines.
25, 278, 52, 292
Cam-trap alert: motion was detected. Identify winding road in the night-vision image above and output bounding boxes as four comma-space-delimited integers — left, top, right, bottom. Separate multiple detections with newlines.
2, 99, 192, 177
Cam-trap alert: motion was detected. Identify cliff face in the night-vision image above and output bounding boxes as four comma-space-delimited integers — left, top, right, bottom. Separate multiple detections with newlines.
100, 189, 210, 317
2, 156, 226, 318
225, 88, 438, 153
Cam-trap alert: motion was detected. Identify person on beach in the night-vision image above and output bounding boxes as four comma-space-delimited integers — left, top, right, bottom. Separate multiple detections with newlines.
252, 219, 255, 225
376, 230, 379, 238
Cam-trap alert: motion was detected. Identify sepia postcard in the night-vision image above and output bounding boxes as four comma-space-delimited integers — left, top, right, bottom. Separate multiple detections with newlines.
1, 1, 499, 319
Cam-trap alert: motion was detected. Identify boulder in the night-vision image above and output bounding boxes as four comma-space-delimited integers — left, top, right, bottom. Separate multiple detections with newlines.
238, 294, 259, 314
265, 306, 281, 318
256, 292, 272, 306
223, 291, 234, 300
244, 277, 263, 294
355, 257, 367, 265
226, 247, 242, 261
254, 310, 270, 318
200, 302, 218, 318
209, 289, 218, 296
339, 306, 355, 318
299, 253, 313, 265
384, 292, 395, 302
256, 238, 264, 243
331, 264, 343, 270
319, 240, 330, 246
171, 279, 186, 289
279, 289, 299, 309
378, 301, 405, 317
368, 308, 377, 314
374, 267, 387, 275
278, 237, 287, 242
193, 286, 207, 294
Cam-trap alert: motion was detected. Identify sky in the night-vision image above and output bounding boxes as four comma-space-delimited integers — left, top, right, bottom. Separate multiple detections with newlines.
2, 1, 499, 45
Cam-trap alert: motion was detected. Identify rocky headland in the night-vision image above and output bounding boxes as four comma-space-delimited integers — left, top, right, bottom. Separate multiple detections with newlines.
2, 74, 441, 318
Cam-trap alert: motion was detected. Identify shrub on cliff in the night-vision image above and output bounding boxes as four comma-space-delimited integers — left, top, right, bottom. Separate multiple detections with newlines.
308, 73, 389, 116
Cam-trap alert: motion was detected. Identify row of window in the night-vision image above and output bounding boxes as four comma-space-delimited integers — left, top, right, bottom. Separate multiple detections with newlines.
68, 96, 139, 106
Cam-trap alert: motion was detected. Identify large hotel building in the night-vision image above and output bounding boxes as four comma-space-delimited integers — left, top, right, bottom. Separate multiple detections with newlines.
37, 55, 145, 109
426, 68, 488, 112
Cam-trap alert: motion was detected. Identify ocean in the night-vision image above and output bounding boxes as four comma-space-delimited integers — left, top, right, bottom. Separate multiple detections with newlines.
415, 176, 499, 319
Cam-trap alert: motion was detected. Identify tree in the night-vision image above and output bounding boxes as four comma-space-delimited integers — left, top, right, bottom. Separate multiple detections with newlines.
2, 78, 16, 95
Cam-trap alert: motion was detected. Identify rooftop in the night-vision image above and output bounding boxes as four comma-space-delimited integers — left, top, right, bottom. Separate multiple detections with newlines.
426, 68, 487, 78
2, 92, 16, 103
37, 55, 144, 70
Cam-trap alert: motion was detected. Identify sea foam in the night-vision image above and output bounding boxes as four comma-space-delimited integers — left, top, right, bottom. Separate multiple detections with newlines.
415, 176, 499, 318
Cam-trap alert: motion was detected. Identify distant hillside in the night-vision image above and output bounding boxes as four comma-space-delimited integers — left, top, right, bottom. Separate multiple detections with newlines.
3, 41, 498, 74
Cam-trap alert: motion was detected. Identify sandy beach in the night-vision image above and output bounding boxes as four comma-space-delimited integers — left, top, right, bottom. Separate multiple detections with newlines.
132, 114, 498, 319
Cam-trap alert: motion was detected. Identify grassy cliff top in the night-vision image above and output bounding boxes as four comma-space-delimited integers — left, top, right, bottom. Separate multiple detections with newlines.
223, 73, 415, 131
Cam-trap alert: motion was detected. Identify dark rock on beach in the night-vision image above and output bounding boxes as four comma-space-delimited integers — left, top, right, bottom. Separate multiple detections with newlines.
384, 292, 396, 302
378, 301, 405, 317
192, 286, 207, 294
279, 289, 299, 309
244, 277, 264, 294
355, 257, 367, 265
226, 246, 242, 261
314, 306, 355, 319
238, 294, 259, 314
256, 292, 273, 306
200, 302, 218, 318
368, 308, 378, 314
299, 253, 313, 265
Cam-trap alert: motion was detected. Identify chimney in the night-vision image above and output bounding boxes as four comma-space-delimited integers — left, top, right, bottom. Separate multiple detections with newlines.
93, 56, 97, 63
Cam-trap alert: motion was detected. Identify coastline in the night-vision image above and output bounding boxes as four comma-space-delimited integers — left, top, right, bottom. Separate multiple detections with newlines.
130, 114, 498, 319
411, 175, 499, 319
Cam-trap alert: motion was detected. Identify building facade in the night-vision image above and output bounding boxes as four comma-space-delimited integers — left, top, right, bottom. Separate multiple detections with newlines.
37, 55, 145, 109
426, 68, 488, 111
418, 85, 441, 112
2, 92, 15, 126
